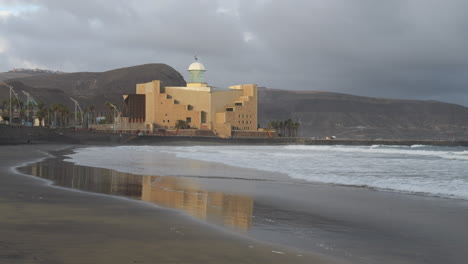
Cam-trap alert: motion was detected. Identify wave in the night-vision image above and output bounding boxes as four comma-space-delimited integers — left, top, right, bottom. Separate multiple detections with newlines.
282, 145, 468, 161
65, 145, 468, 200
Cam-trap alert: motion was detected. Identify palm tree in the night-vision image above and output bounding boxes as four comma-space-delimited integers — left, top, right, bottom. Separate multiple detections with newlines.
294, 121, 301, 137
284, 119, 293, 137
104, 101, 114, 124
50, 104, 61, 127
267, 119, 300, 137
278, 121, 284, 136
60, 106, 70, 127
88, 105, 95, 124
175, 120, 189, 129
267, 120, 280, 135
35, 109, 46, 127
1, 99, 7, 112
35, 101, 47, 127
19, 109, 26, 124
50, 104, 69, 127
0, 100, 7, 121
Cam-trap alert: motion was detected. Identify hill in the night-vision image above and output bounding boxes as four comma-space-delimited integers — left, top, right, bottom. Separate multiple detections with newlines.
258, 88, 468, 140
0, 64, 186, 110
0, 69, 57, 82
1, 64, 467, 140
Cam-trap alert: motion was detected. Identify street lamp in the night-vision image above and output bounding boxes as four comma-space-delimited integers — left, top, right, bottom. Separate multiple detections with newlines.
0, 81, 16, 126
70, 98, 83, 128
109, 103, 119, 133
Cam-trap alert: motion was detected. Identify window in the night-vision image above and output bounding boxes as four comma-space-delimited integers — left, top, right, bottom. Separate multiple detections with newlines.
163, 120, 165, 123
235, 102, 243, 106
226, 107, 234, 112
186, 117, 191, 123
201, 111, 207, 123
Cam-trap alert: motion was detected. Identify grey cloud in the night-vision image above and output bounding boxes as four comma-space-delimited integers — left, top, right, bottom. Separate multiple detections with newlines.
1, 0, 468, 106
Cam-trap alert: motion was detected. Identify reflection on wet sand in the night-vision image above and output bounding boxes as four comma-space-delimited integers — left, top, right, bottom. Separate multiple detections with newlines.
142, 176, 253, 230
24, 159, 253, 231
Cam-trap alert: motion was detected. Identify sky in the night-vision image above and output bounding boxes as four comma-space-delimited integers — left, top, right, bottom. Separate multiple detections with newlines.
1, 0, 468, 106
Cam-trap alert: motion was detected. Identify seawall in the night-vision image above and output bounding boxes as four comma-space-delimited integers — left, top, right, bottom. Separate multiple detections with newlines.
1, 125, 468, 147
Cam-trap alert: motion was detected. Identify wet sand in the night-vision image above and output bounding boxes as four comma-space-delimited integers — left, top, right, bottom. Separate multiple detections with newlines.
0, 145, 337, 264
4, 145, 468, 264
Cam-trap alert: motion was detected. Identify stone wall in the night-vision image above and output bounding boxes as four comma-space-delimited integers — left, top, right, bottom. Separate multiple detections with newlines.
231, 130, 273, 138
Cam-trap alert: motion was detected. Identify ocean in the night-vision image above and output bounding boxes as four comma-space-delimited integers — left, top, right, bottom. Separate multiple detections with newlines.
21, 144, 468, 263
66, 144, 468, 200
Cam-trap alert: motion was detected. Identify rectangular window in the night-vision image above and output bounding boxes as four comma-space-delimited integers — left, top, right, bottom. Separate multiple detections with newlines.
226, 107, 234, 112
186, 117, 191, 123
201, 111, 207, 123
235, 102, 243, 106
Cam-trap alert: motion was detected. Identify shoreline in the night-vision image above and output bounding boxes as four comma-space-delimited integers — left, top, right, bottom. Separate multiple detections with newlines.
12, 144, 468, 264
0, 144, 338, 264
2, 125, 468, 147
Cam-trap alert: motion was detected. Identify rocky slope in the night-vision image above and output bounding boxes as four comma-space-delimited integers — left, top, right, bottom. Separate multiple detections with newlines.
258, 88, 468, 140
0, 64, 186, 110
0, 70, 56, 82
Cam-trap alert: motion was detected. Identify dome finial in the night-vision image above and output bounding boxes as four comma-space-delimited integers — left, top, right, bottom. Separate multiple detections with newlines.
188, 57, 206, 83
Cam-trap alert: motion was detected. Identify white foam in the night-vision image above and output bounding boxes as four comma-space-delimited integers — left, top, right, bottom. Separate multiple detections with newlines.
65, 145, 468, 200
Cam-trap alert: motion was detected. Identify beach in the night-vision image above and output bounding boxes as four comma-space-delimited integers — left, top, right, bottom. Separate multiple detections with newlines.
3, 144, 468, 264
0, 144, 336, 264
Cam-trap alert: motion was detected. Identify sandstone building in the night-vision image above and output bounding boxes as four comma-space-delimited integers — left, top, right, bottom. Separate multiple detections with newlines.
122, 60, 258, 138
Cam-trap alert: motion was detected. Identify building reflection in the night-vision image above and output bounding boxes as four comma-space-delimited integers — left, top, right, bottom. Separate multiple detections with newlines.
141, 176, 253, 230
24, 159, 253, 231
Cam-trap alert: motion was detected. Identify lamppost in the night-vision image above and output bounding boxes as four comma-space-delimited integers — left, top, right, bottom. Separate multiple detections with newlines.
70, 98, 83, 128
22, 90, 38, 126
109, 103, 119, 133
0, 81, 16, 125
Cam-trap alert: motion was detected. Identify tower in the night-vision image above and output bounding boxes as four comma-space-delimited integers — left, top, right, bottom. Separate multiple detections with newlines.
187, 56, 207, 87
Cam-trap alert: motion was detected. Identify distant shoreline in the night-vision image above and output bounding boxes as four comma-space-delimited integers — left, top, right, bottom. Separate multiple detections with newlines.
1, 125, 468, 147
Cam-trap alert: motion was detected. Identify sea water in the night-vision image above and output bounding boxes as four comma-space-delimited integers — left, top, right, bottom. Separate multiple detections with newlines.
65, 144, 468, 200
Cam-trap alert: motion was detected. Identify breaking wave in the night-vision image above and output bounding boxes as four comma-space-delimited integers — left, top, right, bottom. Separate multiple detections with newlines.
66, 144, 468, 200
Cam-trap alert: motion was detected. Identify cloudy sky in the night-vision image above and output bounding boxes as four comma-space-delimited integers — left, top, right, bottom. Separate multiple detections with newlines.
1, 0, 468, 106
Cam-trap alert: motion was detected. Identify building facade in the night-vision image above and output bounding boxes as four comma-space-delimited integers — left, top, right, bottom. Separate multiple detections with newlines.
123, 60, 258, 138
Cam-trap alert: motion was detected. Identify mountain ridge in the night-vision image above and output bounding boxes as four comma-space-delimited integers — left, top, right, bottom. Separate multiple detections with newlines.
1, 64, 467, 140
0, 63, 186, 110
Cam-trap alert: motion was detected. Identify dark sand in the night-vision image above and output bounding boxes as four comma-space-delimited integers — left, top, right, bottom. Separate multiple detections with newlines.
0, 145, 337, 264
9, 145, 468, 264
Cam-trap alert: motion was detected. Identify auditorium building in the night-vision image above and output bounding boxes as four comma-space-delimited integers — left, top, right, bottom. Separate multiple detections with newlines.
121, 60, 258, 138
